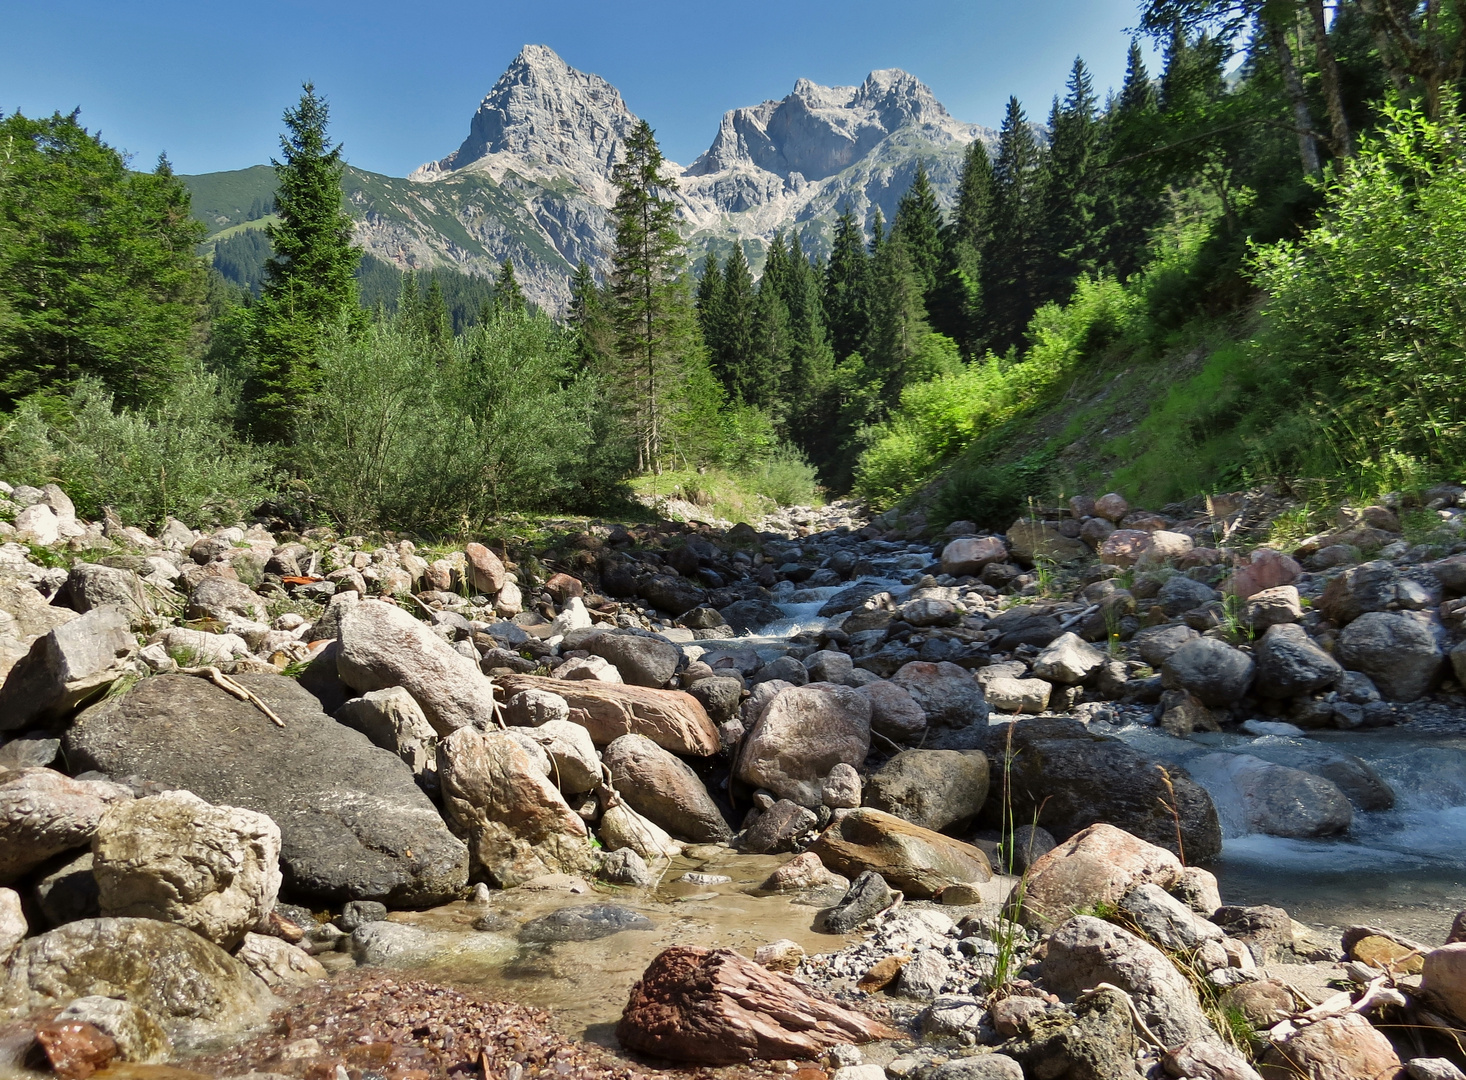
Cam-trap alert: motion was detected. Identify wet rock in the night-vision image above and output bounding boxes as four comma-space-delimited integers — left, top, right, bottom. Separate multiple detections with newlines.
1190, 753, 1352, 838
891, 661, 989, 728
1021, 822, 1183, 931
721, 599, 784, 633
598, 848, 653, 887
337, 599, 498, 734
1043, 915, 1213, 1047
519, 904, 654, 942
54, 997, 169, 1064
1259, 1013, 1402, 1080
438, 727, 591, 888
34, 1020, 117, 1079
740, 799, 818, 855
737, 683, 872, 807
759, 852, 849, 893
0, 608, 134, 731
809, 808, 991, 899
603, 733, 731, 843
642, 576, 706, 617
856, 680, 927, 742
233, 933, 328, 989
1337, 610, 1443, 702
1162, 637, 1255, 707
1033, 632, 1106, 684
1253, 623, 1343, 698
337, 900, 388, 931
862, 750, 989, 832
0, 917, 276, 1042
93, 790, 281, 949
499, 674, 720, 756
940, 537, 1007, 577
616, 946, 900, 1064
67, 673, 467, 905
587, 632, 680, 688
821, 871, 896, 934
0, 888, 23, 963
996, 718, 1222, 862
35, 852, 100, 928
598, 796, 682, 860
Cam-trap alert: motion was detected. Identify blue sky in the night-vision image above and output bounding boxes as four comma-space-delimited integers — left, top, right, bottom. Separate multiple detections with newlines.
1, 1, 1159, 176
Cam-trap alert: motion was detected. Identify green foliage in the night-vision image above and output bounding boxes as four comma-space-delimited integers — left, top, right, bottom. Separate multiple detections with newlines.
0, 370, 277, 528
0, 111, 208, 410
752, 444, 822, 507
245, 83, 364, 443
1249, 96, 1466, 487
300, 308, 623, 533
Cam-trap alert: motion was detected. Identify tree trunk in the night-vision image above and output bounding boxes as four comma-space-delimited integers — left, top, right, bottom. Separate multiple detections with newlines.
1306, 0, 1355, 156
1267, 13, 1322, 174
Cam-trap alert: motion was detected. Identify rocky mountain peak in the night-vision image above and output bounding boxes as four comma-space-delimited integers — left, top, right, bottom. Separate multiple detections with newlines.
409, 44, 641, 200
684, 68, 977, 184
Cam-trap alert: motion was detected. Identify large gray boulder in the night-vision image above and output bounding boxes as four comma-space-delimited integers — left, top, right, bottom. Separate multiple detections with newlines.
335, 686, 440, 793
995, 718, 1221, 862
0, 608, 134, 731
1188, 753, 1352, 838
66, 673, 468, 905
891, 661, 990, 728
65, 563, 149, 618
861, 750, 989, 832
1253, 623, 1343, 698
185, 575, 268, 623
736, 683, 872, 807
1161, 636, 1255, 707
1337, 610, 1443, 702
1042, 915, 1214, 1047
0, 918, 277, 1042
587, 632, 681, 688
602, 734, 731, 843
92, 790, 282, 949
338, 599, 498, 733
0, 768, 131, 884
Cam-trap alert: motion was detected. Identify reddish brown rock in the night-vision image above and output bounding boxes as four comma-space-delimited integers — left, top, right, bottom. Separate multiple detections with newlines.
463, 543, 506, 594
1099, 530, 1153, 568
1259, 1013, 1403, 1080
35, 1021, 118, 1080
498, 675, 719, 756
544, 573, 584, 603
808, 808, 991, 899
617, 947, 899, 1064
1020, 822, 1183, 930
1224, 548, 1302, 601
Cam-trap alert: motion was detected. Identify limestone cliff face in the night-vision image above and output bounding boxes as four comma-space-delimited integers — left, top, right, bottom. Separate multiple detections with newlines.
362, 46, 997, 310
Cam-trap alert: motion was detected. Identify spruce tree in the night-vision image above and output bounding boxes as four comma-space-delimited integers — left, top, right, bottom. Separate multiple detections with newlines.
1035, 58, 1101, 306
749, 234, 792, 410
891, 160, 945, 305
1098, 40, 1165, 280
781, 231, 837, 453
716, 244, 756, 397
490, 258, 525, 315
867, 238, 930, 406
607, 120, 699, 472
823, 208, 871, 362
930, 139, 993, 352
247, 82, 362, 442
983, 96, 1043, 352
568, 259, 613, 368
694, 252, 724, 372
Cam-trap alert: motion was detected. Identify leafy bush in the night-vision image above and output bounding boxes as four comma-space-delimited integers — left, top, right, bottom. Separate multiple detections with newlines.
854, 276, 1137, 506
930, 459, 1038, 532
0, 369, 277, 527
753, 444, 821, 507
1248, 96, 1466, 488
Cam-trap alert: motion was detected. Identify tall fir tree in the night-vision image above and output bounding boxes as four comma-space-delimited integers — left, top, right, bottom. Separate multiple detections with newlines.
823, 208, 871, 362
568, 259, 613, 368
714, 244, 756, 397
781, 230, 837, 453
422, 276, 452, 358
931, 139, 994, 353
1035, 58, 1102, 307
982, 96, 1043, 352
694, 252, 724, 369
606, 120, 700, 472
493, 258, 527, 314
891, 160, 945, 306
867, 238, 931, 406
1098, 39, 1166, 280
748, 233, 792, 410
247, 82, 362, 442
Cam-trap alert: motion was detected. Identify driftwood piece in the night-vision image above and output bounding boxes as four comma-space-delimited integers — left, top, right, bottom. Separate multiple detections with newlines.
617, 946, 901, 1064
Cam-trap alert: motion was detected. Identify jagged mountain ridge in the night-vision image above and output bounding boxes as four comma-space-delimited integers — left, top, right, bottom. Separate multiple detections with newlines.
186, 46, 996, 311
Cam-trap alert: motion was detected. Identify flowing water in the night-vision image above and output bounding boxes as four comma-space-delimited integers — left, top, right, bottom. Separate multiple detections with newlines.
1112, 725, 1466, 942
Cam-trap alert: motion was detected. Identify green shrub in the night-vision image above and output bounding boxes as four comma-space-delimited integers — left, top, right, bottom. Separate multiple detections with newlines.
753, 444, 821, 507
0, 369, 277, 528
